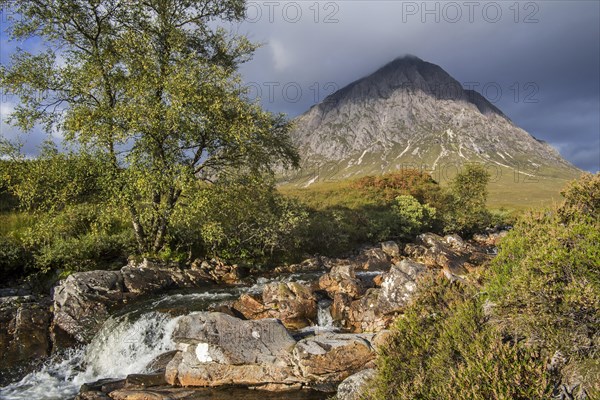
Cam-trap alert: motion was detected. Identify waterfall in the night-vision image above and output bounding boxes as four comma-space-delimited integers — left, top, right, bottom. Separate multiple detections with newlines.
0, 312, 181, 400
317, 299, 334, 329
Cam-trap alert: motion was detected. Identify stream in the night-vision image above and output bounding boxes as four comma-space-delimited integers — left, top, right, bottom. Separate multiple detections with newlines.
0, 271, 334, 400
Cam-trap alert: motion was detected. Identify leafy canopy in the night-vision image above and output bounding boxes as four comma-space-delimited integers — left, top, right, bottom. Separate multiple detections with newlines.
0, 0, 299, 255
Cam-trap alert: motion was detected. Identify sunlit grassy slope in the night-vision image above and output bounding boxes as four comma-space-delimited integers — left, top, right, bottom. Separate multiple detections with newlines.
279, 165, 582, 212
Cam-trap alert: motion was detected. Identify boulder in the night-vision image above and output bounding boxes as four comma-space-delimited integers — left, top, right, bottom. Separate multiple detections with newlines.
271, 256, 327, 275
330, 259, 427, 333
293, 333, 376, 385
121, 259, 201, 295
52, 270, 126, 344
381, 241, 401, 258
379, 259, 426, 311
405, 233, 470, 277
344, 290, 393, 333
233, 282, 318, 330
0, 297, 52, 384
262, 282, 318, 330
166, 313, 300, 389
318, 265, 363, 299
360, 247, 391, 271
190, 259, 241, 284
336, 369, 377, 400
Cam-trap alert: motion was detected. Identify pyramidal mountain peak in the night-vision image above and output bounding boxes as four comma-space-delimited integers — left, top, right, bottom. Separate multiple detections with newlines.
286, 56, 579, 186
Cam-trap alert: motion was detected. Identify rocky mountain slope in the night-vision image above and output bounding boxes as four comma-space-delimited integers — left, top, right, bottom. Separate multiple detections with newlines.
285, 56, 580, 187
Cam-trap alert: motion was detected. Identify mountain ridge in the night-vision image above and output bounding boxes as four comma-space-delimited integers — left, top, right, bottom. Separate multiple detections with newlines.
285, 55, 579, 187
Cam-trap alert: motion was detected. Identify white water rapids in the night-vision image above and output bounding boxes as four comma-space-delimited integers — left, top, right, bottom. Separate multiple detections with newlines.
0, 312, 182, 400
0, 271, 328, 400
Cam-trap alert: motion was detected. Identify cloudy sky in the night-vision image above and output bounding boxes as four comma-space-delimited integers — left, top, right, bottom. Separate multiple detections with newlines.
1, 0, 599, 171
234, 0, 600, 172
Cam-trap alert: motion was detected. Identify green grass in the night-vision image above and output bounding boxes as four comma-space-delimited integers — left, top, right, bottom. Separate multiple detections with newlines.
0, 212, 36, 237
370, 173, 600, 400
280, 166, 580, 213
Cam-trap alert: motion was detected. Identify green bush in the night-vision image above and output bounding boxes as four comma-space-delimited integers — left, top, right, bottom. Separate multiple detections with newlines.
33, 231, 135, 273
171, 174, 309, 265
393, 194, 437, 238
18, 203, 134, 274
372, 173, 600, 399
353, 169, 442, 205
442, 164, 492, 235
485, 173, 600, 396
0, 143, 106, 212
371, 274, 554, 400
0, 236, 32, 281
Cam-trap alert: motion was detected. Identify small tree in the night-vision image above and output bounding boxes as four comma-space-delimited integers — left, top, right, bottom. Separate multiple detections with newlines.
444, 164, 491, 234
0, 0, 299, 255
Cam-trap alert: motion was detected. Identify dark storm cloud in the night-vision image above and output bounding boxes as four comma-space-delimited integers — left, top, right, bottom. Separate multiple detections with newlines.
1, 1, 598, 171
236, 0, 600, 171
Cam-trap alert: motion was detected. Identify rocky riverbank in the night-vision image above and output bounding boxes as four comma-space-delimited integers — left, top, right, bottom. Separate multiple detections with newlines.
0, 230, 505, 399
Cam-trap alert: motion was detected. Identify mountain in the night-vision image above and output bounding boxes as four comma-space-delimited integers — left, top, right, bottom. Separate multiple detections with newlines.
285, 56, 580, 191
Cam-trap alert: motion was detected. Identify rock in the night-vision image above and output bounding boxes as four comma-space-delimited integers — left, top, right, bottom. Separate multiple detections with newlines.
345, 290, 393, 332
262, 282, 318, 330
405, 233, 470, 277
121, 260, 194, 295
444, 233, 467, 250
360, 247, 391, 271
145, 350, 179, 373
371, 329, 393, 349
75, 391, 111, 400
80, 378, 126, 393
329, 259, 427, 333
166, 313, 299, 388
372, 274, 384, 287
272, 257, 327, 275
379, 259, 426, 311
0, 298, 52, 384
52, 270, 126, 344
473, 230, 509, 246
318, 265, 363, 299
381, 241, 401, 258
293, 333, 376, 384
125, 373, 166, 388
191, 259, 241, 284
232, 293, 270, 320
336, 369, 376, 400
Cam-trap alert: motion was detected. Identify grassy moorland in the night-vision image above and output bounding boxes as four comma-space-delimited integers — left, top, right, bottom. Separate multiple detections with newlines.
369, 173, 600, 400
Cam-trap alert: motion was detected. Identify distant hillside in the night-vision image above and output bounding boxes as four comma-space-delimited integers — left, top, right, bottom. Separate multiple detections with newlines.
283, 56, 581, 204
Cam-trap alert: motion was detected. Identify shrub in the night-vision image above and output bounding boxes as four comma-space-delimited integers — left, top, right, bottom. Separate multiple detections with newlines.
33, 231, 135, 273
443, 164, 491, 235
393, 194, 437, 238
485, 173, 600, 396
1, 143, 106, 212
353, 169, 442, 205
171, 175, 309, 265
0, 236, 32, 281
373, 174, 600, 399
371, 274, 555, 400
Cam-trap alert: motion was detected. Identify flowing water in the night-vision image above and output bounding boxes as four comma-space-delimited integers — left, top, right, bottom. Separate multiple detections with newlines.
0, 271, 329, 400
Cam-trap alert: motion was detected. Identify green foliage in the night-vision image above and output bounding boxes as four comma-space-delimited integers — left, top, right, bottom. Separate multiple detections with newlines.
0, 142, 106, 212
393, 195, 437, 238
443, 164, 492, 234
33, 231, 134, 273
17, 203, 135, 274
485, 173, 600, 395
0, 236, 32, 281
170, 174, 308, 265
1, 0, 298, 255
372, 274, 554, 400
373, 174, 600, 399
353, 169, 443, 205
